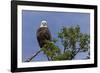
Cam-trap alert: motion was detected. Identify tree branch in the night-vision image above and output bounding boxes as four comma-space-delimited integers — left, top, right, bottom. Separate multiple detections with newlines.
25, 50, 42, 62
46, 55, 51, 61
71, 48, 81, 59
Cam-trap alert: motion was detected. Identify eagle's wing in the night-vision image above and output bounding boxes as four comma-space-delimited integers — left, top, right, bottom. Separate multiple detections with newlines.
44, 28, 51, 41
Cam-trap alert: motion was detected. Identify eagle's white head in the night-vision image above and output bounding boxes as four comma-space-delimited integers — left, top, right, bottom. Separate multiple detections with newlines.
40, 20, 48, 27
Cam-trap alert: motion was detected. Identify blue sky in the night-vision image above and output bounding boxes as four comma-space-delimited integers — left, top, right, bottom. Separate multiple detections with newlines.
22, 10, 90, 62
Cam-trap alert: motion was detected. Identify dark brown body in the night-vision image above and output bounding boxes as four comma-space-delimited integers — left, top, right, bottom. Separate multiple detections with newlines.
37, 27, 51, 48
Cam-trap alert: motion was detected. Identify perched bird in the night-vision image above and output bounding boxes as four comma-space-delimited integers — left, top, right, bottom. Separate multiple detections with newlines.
36, 20, 52, 60
37, 20, 51, 48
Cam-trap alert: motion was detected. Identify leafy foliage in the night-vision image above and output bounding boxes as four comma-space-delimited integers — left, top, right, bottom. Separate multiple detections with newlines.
53, 50, 72, 60
40, 25, 90, 61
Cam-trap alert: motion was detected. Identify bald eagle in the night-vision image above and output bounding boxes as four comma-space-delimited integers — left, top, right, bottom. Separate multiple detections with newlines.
37, 20, 51, 48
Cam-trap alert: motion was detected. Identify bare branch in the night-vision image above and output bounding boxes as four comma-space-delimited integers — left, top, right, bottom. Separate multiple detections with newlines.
25, 50, 42, 62
71, 48, 81, 59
